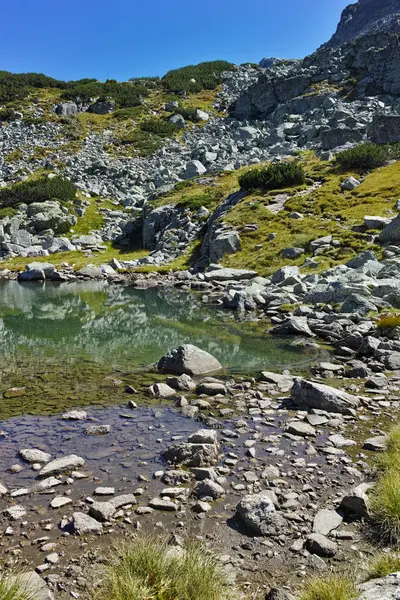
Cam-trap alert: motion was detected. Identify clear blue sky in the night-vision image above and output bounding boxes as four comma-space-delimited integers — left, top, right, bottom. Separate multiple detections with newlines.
2, 1, 350, 81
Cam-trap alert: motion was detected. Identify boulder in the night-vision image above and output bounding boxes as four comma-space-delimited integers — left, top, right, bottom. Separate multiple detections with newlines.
168, 114, 185, 129
39, 454, 85, 478
162, 443, 219, 467
9, 572, 54, 600
89, 501, 116, 522
88, 100, 115, 114
18, 269, 45, 282
341, 176, 361, 191
72, 512, 103, 535
235, 491, 282, 535
379, 214, 400, 245
313, 509, 343, 536
209, 229, 241, 261
19, 448, 51, 464
359, 572, 400, 600
204, 268, 257, 281
291, 379, 359, 414
271, 317, 315, 337
305, 533, 337, 557
369, 115, 400, 144
54, 102, 78, 116
340, 482, 373, 518
25, 262, 55, 279
181, 160, 207, 179
148, 383, 176, 398
364, 216, 391, 230
193, 478, 225, 500
188, 430, 218, 445
157, 344, 222, 376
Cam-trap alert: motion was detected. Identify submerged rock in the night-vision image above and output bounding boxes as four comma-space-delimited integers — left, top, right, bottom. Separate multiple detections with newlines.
39, 455, 85, 478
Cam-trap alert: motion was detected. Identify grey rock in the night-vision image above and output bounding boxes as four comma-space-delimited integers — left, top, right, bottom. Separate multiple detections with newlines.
89, 501, 116, 522
236, 492, 282, 536
341, 176, 361, 191
271, 317, 315, 337
313, 509, 343, 536
286, 421, 316, 437
305, 533, 337, 557
72, 512, 103, 534
157, 344, 222, 376
204, 268, 257, 281
291, 379, 359, 414
187, 430, 218, 445
162, 443, 219, 467
193, 478, 225, 500
19, 448, 51, 464
340, 482, 374, 518
39, 455, 85, 478
9, 572, 54, 600
363, 436, 388, 452
359, 572, 400, 600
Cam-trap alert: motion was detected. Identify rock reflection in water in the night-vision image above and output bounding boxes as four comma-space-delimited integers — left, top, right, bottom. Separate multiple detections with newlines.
0, 280, 318, 373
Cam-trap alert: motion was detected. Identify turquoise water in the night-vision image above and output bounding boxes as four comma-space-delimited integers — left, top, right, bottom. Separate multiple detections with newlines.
0, 280, 318, 373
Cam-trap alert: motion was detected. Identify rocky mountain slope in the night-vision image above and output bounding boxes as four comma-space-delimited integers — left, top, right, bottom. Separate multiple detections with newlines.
0, 0, 400, 277
325, 0, 400, 48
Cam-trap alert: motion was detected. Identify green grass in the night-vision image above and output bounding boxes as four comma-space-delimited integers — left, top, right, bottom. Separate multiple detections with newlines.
377, 315, 400, 329
0, 243, 149, 272
222, 153, 399, 274
299, 574, 358, 600
366, 552, 400, 580
370, 426, 400, 544
95, 536, 234, 600
0, 574, 36, 600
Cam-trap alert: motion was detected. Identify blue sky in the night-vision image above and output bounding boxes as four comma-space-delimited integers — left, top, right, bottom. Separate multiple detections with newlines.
2, 1, 350, 81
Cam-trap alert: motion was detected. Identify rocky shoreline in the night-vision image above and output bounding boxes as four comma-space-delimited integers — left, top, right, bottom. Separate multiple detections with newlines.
1, 253, 400, 598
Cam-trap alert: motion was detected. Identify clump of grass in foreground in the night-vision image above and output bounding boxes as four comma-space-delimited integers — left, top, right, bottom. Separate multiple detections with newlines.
366, 551, 400, 580
370, 460, 400, 544
0, 574, 36, 600
96, 536, 234, 600
300, 574, 358, 600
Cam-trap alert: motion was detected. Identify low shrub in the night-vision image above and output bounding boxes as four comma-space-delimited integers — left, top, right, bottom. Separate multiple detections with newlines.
140, 118, 178, 137
113, 106, 145, 120
336, 143, 391, 170
377, 314, 400, 329
174, 106, 199, 121
0, 176, 76, 209
162, 60, 234, 94
116, 130, 164, 157
0, 108, 16, 122
96, 536, 233, 600
239, 162, 306, 191
300, 573, 358, 600
366, 552, 400, 580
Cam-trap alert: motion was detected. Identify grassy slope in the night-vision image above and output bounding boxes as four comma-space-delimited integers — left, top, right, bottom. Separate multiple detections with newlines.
222, 155, 398, 274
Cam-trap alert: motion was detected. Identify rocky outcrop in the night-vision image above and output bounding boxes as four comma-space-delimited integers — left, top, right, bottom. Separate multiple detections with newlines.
325, 0, 400, 49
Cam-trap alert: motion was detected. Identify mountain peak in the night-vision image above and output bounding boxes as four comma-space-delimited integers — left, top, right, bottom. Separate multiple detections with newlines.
325, 0, 400, 48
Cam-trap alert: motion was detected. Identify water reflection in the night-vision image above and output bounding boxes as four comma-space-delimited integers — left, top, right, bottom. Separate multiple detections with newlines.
0, 280, 318, 373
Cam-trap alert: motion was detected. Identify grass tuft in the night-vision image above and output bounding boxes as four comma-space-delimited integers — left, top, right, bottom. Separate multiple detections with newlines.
366, 551, 400, 580
377, 314, 400, 329
0, 574, 36, 600
370, 469, 400, 544
95, 536, 234, 600
299, 574, 358, 600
